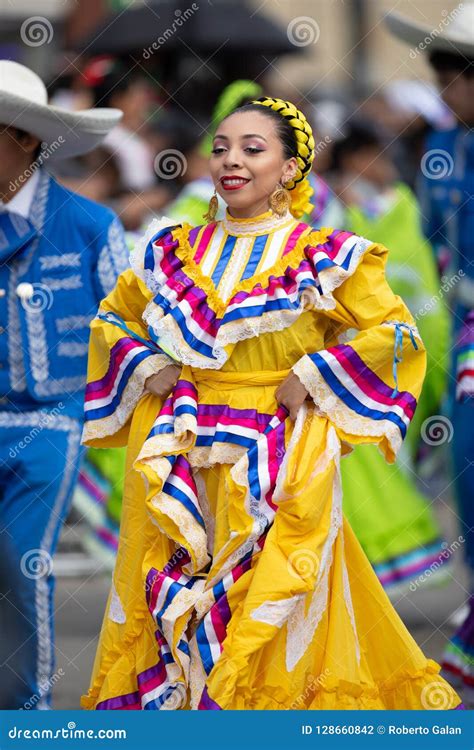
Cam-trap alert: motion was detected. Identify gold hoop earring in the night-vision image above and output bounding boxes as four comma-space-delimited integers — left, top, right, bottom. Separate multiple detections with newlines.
203, 188, 219, 223
269, 182, 291, 217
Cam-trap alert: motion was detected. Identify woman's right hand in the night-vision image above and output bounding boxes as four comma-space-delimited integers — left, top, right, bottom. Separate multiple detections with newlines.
145, 364, 182, 399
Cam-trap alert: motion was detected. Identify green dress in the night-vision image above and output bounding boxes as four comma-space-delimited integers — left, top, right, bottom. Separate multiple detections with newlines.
339, 183, 451, 590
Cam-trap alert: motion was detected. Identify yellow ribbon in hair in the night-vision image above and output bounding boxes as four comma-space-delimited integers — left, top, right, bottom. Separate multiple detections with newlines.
251, 96, 315, 218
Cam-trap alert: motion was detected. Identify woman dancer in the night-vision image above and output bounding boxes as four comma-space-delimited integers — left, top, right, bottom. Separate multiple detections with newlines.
81, 98, 462, 710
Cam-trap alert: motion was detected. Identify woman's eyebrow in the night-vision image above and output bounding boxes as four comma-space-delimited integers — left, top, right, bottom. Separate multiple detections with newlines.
213, 133, 268, 141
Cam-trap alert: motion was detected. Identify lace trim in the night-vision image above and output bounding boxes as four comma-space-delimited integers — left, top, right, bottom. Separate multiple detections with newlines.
108, 582, 126, 624
189, 633, 207, 710
193, 470, 215, 556
250, 595, 302, 628
158, 577, 206, 662
292, 354, 402, 460
286, 426, 343, 672
188, 444, 247, 469
82, 353, 171, 442
342, 555, 360, 664
150, 492, 210, 574
222, 209, 294, 237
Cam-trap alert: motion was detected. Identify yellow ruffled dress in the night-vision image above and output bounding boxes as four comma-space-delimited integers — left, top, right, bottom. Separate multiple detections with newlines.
81, 209, 462, 710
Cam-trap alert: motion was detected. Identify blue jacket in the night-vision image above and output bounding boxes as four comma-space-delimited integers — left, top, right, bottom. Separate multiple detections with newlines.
418, 125, 473, 308
0, 170, 129, 416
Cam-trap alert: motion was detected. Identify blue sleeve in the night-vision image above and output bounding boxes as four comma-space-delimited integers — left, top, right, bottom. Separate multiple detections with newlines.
91, 212, 130, 302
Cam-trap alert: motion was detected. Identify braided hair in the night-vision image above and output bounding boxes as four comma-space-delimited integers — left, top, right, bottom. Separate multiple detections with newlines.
226, 97, 315, 217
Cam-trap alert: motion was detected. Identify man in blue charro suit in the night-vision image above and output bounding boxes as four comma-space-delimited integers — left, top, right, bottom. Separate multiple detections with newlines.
0, 60, 129, 708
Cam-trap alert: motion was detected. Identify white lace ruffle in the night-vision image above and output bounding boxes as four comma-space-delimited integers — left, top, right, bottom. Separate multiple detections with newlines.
82, 352, 171, 442
292, 354, 402, 459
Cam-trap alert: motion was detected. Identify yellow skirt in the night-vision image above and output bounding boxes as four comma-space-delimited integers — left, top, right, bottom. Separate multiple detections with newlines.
81, 370, 462, 711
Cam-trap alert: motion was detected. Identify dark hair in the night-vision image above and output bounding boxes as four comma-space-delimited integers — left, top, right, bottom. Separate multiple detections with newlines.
429, 51, 474, 77
224, 102, 298, 160
86, 61, 142, 108
330, 122, 382, 172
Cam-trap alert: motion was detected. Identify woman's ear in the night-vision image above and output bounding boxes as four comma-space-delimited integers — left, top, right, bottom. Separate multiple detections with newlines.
282, 156, 298, 185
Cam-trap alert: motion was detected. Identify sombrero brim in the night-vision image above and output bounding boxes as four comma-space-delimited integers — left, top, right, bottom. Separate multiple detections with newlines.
385, 11, 474, 58
0, 91, 122, 161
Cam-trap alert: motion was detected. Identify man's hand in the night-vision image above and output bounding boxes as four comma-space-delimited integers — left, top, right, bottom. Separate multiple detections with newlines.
145, 364, 182, 399
275, 372, 311, 421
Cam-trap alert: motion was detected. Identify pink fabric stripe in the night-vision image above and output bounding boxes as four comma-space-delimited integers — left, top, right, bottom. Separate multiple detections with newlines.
171, 460, 198, 496
194, 223, 218, 263
326, 230, 354, 259
197, 413, 266, 431
265, 428, 279, 511
209, 604, 227, 647
329, 346, 415, 418
282, 223, 309, 256
85, 339, 140, 402
139, 670, 167, 696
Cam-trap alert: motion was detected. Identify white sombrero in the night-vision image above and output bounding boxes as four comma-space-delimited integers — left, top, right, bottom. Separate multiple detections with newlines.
385, 3, 474, 58
0, 60, 122, 161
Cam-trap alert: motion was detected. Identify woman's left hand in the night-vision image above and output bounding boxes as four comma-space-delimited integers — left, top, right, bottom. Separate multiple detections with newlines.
275, 372, 311, 421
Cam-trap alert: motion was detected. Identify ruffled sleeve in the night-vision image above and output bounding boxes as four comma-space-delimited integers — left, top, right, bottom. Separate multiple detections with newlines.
292, 239, 426, 463
83, 220, 179, 447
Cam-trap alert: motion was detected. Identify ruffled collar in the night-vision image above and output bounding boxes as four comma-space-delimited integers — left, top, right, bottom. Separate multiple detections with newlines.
222, 208, 294, 237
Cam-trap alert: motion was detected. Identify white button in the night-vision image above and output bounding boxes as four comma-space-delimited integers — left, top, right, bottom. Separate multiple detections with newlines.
16, 282, 34, 300
0, 289, 5, 297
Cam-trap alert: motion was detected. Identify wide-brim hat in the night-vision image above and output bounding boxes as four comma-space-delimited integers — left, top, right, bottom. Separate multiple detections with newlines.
0, 60, 122, 161
385, 3, 474, 58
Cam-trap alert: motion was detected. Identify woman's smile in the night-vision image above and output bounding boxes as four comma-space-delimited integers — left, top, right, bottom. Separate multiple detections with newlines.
220, 175, 251, 190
